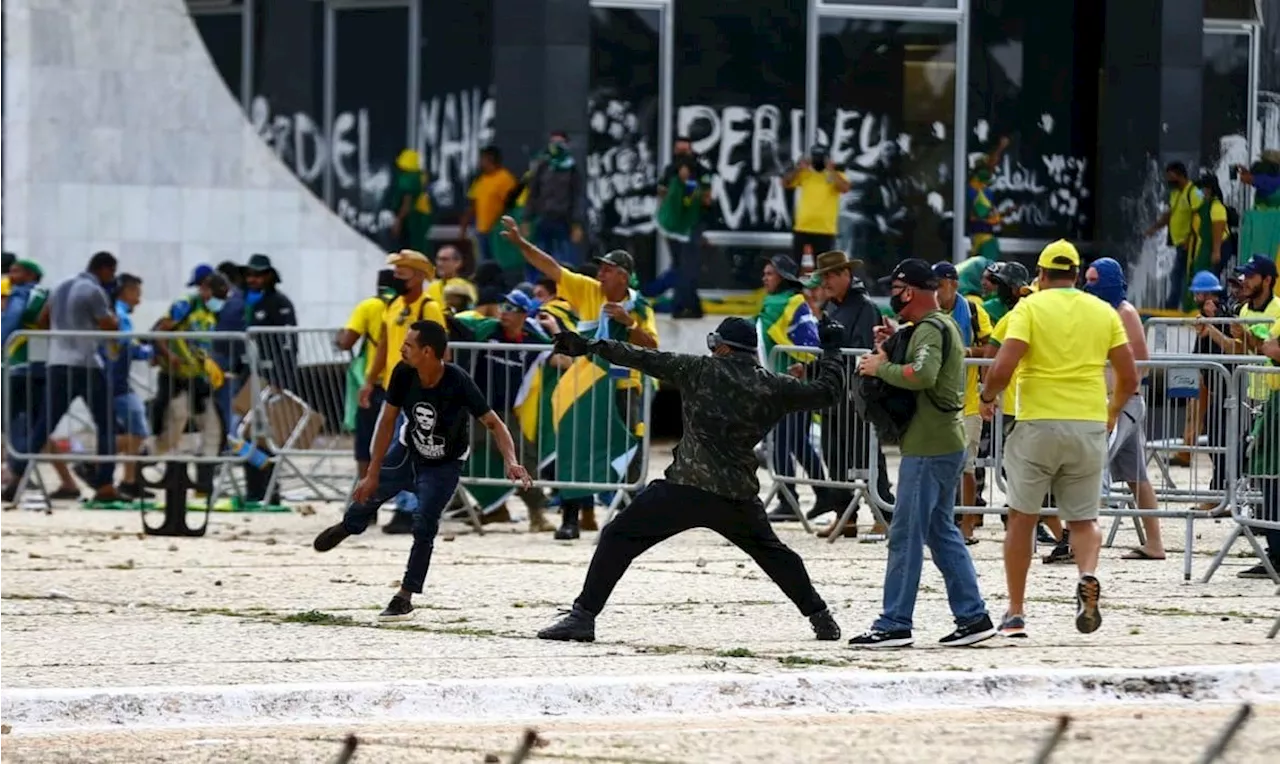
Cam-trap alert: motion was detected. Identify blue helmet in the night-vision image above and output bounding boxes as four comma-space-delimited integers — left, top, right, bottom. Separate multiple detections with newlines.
1189, 270, 1224, 294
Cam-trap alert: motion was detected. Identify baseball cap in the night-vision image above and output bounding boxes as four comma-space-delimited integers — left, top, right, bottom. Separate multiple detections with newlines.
14, 259, 44, 281
1036, 240, 1081, 271
931, 262, 959, 281
594, 249, 635, 274
882, 258, 940, 290
187, 263, 214, 286
708, 316, 758, 353
1236, 254, 1277, 279
501, 289, 537, 313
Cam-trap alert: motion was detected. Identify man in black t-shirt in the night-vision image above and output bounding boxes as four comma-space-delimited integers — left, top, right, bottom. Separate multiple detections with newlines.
313, 321, 532, 620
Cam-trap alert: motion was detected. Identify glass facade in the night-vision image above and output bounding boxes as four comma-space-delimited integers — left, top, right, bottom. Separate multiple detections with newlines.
587, 6, 664, 284
819, 18, 957, 280
188, 0, 1270, 289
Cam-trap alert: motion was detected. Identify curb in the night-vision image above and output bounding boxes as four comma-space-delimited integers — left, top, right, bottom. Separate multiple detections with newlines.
4, 663, 1279, 732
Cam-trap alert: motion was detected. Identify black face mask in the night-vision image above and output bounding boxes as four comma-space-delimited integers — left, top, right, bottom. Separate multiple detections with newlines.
390, 278, 410, 295
812, 156, 827, 171
1166, 179, 1182, 191
889, 291, 909, 316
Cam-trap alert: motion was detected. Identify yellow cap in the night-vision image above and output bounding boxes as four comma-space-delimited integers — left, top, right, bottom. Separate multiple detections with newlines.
1037, 239, 1081, 271
396, 149, 422, 173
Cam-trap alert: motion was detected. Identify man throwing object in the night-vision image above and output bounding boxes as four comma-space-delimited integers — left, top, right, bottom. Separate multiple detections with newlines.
536, 316, 847, 643
313, 321, 531, 620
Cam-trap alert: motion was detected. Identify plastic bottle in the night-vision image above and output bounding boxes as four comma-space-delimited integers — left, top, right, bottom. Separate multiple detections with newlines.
800, 244, 815, 277
226, 437, 269, 469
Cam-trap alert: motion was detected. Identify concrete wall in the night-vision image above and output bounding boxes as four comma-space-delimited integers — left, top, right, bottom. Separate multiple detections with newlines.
1, 0, 384, 329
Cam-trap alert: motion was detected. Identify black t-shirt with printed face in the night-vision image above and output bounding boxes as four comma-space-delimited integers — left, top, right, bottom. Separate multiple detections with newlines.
385, 362, 492, 463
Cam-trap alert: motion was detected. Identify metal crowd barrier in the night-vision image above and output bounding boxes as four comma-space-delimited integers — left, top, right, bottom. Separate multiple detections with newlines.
240, 328, 653, 529
2, 329, 263, 526
764, 339, 1280, 585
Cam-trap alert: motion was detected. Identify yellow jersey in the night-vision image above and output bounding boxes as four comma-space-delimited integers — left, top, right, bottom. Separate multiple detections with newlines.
962, 296, 993, 417
344, 296, 390, 379
379, 291, 446, 388
468, 168, 519, 233
557, 270, 659, 390
1168, 183, 1203, 248
1242, 296, 1280, 398
788, 168, 846, 236
1000, 288, 1127, 422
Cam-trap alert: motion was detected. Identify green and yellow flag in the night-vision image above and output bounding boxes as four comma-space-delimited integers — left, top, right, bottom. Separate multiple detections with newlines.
551, 355, 640, 501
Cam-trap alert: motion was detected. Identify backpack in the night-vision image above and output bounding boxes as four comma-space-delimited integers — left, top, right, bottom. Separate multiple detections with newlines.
854, 316, 961, 446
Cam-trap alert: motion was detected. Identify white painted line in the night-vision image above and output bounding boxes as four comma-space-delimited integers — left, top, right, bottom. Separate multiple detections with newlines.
3, 663, 1278, 733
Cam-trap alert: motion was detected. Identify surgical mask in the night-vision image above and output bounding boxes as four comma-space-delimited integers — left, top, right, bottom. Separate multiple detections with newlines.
206, 297, 226, 313
974, 168, 992, 184
245, 289, 264, 307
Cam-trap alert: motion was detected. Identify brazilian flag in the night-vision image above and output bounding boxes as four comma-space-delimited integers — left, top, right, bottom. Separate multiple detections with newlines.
551, 355, 640, 501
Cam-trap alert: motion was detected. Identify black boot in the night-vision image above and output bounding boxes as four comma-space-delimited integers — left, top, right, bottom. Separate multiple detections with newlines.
556, 504, 581, 540
809, 608, 841, 641
313, 523, 352, 552
537, 605, 596, 642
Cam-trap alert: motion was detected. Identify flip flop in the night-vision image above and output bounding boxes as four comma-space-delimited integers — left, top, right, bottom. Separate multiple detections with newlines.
1122, 548, 1166, 561
964, 537, 979, 546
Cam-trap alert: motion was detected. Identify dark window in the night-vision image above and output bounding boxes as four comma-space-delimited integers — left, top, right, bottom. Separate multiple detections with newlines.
967, 0, 1103, 254
418, 0, 495, 224
332, 5, 411, 243
588, 6, 662, 284
673, 0, 806, 291
1202, 31, 1252, 209
249, 0, 326, 202
819, 17, 957, 282
821, 0, 958, 6
1204, 0, 1262, 19
191, 11, 243, 103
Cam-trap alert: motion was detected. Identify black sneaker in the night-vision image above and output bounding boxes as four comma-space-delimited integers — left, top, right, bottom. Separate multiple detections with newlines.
847, 628, 913, 648
1237, 561, 1280, 580
1036, 524, 1058, 545
939, 614, 997, 647
313, 523, 352, 552
1075, 575, 1103, 634
554, 520, 580, 541
382, 512, 414, 535
809, 609, 841, 641
379, 595, 414, 621
536, 606, 596, 642
1, 481, 18, 503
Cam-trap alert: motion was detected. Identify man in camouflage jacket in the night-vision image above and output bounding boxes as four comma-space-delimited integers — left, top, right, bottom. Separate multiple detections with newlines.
536, 316, 847, 642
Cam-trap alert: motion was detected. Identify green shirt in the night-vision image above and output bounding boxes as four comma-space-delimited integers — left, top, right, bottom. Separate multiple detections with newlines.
982, 296, 1008, 324
873, 311, 966, 457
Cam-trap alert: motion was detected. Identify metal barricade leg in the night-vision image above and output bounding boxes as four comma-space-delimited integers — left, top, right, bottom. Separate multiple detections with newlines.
1183, 516, 1195, 582
141, 462, 211, 537
1202, 524, 1245, 583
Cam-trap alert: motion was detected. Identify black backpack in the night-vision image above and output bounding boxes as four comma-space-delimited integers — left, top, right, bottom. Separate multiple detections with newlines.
854, 316, 961, 446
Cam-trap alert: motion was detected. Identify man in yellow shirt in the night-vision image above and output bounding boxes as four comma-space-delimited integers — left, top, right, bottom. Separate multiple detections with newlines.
1144, 161, 1204, 310
461, 146, 518, 265
425, 245, 478, 308
783, 146, 851, 261
337, 269, 397, 479
501, 215, 658, 538
357, 249, 446, 534
980, 240, 1139, 638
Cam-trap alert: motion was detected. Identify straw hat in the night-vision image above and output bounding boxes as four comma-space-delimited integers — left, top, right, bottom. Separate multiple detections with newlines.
386, 249, 436, 280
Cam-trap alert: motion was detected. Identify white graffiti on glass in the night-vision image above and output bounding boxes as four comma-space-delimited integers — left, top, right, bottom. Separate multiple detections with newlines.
586, 98, 658, 236
415, 88, 496, 210
676, 105, 948, 233
968, 113, 1090, 233
249, 96, 394, 236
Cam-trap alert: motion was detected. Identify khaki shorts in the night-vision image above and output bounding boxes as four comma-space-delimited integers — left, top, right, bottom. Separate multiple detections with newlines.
1003, 419, 1108, 522
962, 414, 983, 474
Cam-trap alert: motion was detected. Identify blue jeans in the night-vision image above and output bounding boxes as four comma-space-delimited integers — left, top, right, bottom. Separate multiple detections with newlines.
1166, 245, 1189, 310
9, 365, 116, 488
874, 450, 987, 632
772, 410, 820, 480
390, 412, 416, 513
645, 233, 703, 314
214, 374, 245, 438
534, 218, 578, 265
341, 440, 464, 593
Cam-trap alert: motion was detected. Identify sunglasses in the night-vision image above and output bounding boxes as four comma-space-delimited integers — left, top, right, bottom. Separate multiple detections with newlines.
500, 302, 525, 314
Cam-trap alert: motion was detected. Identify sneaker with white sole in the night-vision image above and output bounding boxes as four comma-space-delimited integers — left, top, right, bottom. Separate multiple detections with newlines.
938, 614, 997, 647
998, 612, 1028, 639
1075, 575, 1102, 634
847, 628, 913, 648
